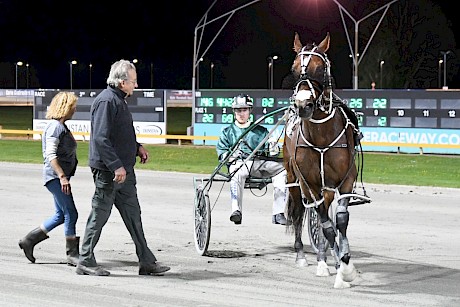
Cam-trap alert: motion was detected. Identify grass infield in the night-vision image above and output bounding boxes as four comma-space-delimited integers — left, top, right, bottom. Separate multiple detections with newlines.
0, 139, 458, 189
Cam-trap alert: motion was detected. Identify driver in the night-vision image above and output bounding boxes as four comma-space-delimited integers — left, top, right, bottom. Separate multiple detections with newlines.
216, 94, 288, 225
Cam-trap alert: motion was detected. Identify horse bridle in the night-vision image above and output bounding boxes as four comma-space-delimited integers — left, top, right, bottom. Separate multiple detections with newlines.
294, 45, 334, 114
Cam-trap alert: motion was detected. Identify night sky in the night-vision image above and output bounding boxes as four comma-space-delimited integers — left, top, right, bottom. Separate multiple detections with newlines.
0, 0, 458, 90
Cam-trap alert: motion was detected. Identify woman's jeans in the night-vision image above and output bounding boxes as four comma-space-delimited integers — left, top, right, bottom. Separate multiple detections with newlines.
42, 178, 78, 236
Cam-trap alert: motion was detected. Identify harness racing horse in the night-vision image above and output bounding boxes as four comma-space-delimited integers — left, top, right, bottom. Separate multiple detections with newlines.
283, 32, 370, 288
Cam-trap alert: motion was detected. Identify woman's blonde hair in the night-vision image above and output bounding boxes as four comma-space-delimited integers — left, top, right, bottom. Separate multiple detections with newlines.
46, 92, 78, 120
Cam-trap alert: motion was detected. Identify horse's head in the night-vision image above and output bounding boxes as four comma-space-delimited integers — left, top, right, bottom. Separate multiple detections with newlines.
291, 32, 330, 82
290, 32, 333, 118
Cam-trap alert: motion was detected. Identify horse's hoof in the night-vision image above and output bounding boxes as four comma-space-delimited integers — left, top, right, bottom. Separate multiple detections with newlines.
339, 262, 357, 282
295, 257, 308, 267
316, 260, 330, 277
334, 274, 351, 289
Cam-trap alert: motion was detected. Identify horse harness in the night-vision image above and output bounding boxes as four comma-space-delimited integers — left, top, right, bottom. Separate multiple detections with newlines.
285, 45, 360, 208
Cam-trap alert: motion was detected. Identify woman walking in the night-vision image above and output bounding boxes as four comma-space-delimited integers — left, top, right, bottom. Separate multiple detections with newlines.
19, 91, 80, 266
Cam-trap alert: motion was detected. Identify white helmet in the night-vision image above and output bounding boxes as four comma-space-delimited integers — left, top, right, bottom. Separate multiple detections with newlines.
232, 94, 254, 109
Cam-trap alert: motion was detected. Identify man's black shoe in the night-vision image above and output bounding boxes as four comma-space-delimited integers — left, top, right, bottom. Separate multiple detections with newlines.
139, 262, 171, 275
230, 210, 242, 224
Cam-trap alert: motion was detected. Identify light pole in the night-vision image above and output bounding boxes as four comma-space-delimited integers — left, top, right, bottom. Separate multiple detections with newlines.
332, 0, 399, 89
89, 63, 93, 89
69, 60, 77, 89
267, 57, 272, 89
26, 63, 29, 89
15, 61, 23, 89
440, 50, 452, 89
197, 57, 203, 90
268, 55, 279, 90
438, 59, 443, 89
210, 62, 214, 89
272, 55, 279, 90
379, 60, 384, 89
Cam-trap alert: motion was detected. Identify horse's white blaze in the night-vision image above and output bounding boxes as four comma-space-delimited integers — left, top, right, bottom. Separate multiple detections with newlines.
294, 89, 313, 108
316, 260, 330, 277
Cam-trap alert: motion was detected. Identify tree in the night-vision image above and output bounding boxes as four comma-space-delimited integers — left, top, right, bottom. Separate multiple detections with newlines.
359, 0, 458, 89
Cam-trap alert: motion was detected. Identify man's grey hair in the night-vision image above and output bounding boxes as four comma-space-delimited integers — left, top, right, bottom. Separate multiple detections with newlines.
106, 59, 136, 87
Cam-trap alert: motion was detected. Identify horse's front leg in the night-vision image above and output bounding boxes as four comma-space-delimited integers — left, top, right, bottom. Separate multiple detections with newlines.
334, 198, 358, 287
336, 198, 351, 263
316, 201, 335, 277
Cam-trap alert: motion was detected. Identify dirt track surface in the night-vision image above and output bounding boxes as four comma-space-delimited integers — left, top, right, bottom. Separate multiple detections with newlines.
1, 161, 459, 307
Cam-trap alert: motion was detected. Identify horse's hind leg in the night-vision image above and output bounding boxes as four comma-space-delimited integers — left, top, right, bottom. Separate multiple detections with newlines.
294, 223, 307, 266
294, 207, 307, 267
288, 188, 308, 266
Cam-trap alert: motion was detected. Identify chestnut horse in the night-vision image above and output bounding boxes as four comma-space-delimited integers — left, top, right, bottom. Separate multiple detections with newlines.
283, 32, 370, 288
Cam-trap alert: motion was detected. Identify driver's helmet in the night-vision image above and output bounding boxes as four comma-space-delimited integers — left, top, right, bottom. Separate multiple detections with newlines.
232, 94, 254, 109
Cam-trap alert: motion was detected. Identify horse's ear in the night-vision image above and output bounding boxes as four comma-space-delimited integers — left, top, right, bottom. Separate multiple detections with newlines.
293, 32, 302, 53
318, 32, 330, 53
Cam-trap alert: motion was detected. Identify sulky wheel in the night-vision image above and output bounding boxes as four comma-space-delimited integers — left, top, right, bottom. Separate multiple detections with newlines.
193, 185, 211, 256
307, 207, 323, 254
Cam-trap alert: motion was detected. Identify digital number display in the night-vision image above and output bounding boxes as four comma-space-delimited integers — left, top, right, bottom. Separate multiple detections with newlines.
196, 113, 214, 123
277, 98, 291, 106
195, 90, 460, 129
348, 98, 363, 108
35, 89, 165, 122
365, 116, 388, 127
217, 114, 234, 124
195, 92, 290, 124
256, 97, 275, 107
366, 98, 387, 109
390, 99, 411, 109
264, 115, 275, 124
390, 117, 412, 127
216, 97, 233, 107
199, 97, 214, 107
